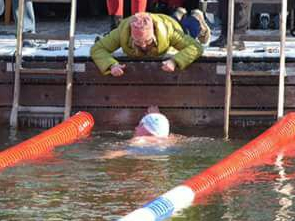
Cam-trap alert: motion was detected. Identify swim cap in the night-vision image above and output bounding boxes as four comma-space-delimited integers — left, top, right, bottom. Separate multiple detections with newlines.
140, 113, 170, 137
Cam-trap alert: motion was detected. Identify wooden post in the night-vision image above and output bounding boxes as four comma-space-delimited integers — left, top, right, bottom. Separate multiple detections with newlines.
224, 0, 235, 140
10, 0, 24, 128
64, 0, 77, 120
277, 0, 287, 119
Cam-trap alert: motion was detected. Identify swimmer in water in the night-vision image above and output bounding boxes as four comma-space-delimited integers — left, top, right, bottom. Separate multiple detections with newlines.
102, 106, 183, 159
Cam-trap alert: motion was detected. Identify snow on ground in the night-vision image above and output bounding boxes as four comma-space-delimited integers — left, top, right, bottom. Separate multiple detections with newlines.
0, 18, 295, 59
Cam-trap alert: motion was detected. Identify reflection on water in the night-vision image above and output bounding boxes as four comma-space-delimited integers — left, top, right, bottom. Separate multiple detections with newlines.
0, 128, 295, 220
274, 154, 295, 221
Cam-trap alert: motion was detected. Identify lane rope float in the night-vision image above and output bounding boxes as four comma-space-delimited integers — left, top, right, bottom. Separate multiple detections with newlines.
0, 111, 94, 170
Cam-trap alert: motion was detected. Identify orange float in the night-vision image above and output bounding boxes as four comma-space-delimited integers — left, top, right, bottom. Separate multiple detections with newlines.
0, 111, 94, 170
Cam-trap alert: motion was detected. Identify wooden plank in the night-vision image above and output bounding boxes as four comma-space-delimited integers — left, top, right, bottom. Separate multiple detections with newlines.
234, 34, 295, 42
82, 62, 295, 85
231, 71, 279, 77
1, 84, 295, 108
0, 107, 225, 129
86, 108, 225, 129
18, 106, 64, 113
1, 61, 222, 84
3, 107, 294, 129
2, 61, 295, 84
20, 68, 67, 74
23, 33, 69, 41
230, 110, 277, 116
85, 62, 223, 84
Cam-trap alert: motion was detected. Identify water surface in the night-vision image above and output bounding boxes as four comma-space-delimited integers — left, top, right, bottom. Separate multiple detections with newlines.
0, 127, 294, 221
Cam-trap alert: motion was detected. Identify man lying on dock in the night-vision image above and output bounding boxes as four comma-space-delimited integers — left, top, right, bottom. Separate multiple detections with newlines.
102, 106, 184, 159
91, 12, 203, 77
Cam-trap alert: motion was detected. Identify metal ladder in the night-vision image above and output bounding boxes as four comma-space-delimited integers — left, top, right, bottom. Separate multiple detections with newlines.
224, 0, 289, 139
10, 0, 77, 128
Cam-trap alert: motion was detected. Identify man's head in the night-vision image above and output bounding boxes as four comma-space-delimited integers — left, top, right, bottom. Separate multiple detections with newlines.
130, 12, 155, 49
135, 113, 170, 138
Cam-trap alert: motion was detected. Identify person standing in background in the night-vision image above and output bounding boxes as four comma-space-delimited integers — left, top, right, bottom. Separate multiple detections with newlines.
107, 0, 147, 30
12, 0, 37, 47
150, 0, 201, 15
184, 0, 200, 13
0, 0, 4, 17
12, 0, 36, 33
210, 0, 250, 49
171, 7, 211, 45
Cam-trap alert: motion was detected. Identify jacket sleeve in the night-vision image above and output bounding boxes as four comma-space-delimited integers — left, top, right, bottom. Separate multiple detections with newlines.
169, 28, 203, 70
90, 29, 121, 75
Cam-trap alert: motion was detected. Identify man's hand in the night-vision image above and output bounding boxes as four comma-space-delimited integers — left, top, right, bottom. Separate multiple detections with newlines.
161, 59, 176, 72
110, 64, 126, 77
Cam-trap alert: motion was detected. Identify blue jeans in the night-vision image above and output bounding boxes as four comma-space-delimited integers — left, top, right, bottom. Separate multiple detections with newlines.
12, 0, 36, 33
0, 0, 4, 17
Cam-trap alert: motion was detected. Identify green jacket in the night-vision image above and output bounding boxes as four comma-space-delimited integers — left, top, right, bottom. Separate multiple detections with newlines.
91, 13, 203, 75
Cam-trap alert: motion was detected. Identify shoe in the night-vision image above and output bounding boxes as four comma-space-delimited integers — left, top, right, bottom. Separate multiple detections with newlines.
210, 35, 226, 47
233, 41, 245, 51
110, 15, 123, 31
210, 38, 245, 51
94, 31, 111, 43
22, 40, 39, 48
191, 9, 211, 44
40, 45, 64, 51
172, 7, 187, 22
94, 35, 102, 43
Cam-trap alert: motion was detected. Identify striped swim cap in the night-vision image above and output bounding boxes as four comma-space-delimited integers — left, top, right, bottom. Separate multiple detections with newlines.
140, 113, 170, 137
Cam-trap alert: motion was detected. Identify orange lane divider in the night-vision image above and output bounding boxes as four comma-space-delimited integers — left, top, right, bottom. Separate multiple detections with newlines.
0, 112, 94, 170
184, 112, 295, 198
120, 112, 295, 221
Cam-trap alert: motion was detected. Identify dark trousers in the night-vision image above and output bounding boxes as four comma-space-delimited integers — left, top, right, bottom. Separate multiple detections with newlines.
184, 0, 200, 12
218, 0, 250, 36
107, 0, 147, 16
12, 0, 36, 33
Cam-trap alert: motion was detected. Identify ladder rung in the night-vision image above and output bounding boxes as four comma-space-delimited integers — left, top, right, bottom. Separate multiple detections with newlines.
230, 110, 277, 116
23, 33, 69, 41
20, 68, 67, 75
231, 71, 280, 77
19, 106, 65, 113
31, 0, 71, 3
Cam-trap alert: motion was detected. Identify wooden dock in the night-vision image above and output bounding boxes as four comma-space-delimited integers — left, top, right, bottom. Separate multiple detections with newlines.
1, 52, 295, 129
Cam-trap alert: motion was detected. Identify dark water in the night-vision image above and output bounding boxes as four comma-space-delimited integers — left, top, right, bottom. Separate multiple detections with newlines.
0, 127, 295, 221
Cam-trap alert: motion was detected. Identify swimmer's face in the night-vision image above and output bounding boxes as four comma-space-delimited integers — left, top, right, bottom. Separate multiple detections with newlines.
134, 122, 153, 137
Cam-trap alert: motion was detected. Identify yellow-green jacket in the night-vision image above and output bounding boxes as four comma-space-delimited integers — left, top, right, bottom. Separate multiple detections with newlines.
90, 13, 203, 75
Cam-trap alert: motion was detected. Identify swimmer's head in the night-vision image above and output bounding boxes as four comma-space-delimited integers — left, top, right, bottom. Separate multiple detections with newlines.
135, 113, 170, 138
